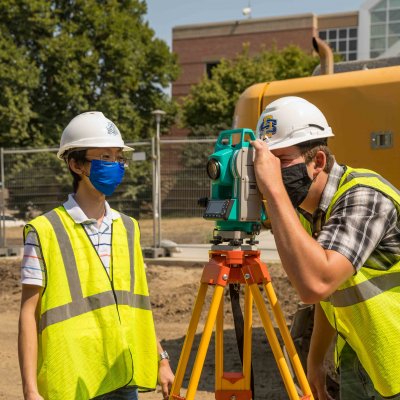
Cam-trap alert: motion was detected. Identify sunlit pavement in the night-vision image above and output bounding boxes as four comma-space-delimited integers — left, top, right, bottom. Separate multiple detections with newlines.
145, 230, 280, 266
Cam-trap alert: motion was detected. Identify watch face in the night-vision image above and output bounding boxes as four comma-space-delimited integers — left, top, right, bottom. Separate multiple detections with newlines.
159, 350, 169, 361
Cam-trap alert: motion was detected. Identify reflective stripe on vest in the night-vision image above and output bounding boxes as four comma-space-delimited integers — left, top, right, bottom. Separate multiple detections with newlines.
340, 171, 400, 196
321, 166, 400, 397
39, 290, 151, 333
324, 167, 400, 309
327, 271, 400, 307
38, 211, 151, 333
30, 207, 158, 400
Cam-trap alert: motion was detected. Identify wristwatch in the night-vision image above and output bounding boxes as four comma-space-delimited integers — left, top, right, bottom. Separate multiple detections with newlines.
159, 350, 170, 362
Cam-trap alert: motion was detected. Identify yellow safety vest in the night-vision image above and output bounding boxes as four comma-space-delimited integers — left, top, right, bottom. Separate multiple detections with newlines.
26, 207, 158, 400
300, 166, 400, 398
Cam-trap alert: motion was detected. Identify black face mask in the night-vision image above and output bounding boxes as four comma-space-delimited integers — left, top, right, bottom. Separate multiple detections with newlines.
281, 163, 313, 208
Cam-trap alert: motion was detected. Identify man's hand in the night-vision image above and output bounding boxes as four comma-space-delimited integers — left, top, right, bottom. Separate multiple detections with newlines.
307, 363, 334, 400
307, 304, 336, 400
251, 139, 283, 197
158, 359, 174, 399
24, 390, 44, 400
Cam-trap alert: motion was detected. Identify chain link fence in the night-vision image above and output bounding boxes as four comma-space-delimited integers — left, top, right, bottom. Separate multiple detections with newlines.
0, 138, 216, 249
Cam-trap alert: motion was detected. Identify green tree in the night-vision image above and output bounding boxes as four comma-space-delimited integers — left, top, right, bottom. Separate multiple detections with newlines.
182, 45, 319, 136
0, 0, 179, 147
0, 0, 179, 217
0, 32, 39, 147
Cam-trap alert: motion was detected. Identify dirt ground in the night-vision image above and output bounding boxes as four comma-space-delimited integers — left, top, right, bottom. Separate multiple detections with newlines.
0, 257, 308, 400
0, 221, 338, 399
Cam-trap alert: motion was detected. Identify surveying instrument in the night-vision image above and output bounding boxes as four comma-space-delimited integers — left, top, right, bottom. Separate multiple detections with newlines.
169, 129, 314, 400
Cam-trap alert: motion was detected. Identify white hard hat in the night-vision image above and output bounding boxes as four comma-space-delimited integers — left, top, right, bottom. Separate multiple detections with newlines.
57, 111, 133, 159
256, 96, 334, 150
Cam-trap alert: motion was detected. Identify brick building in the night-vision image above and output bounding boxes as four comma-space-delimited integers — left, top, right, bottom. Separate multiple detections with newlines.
172, 13, 320, 99
172, 0, 400, 101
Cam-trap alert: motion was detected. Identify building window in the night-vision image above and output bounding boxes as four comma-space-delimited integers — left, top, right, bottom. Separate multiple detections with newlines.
205, 62, 220, 79
318, 27, 358, 61
349, 28, 357, 37
370, 0, 400, 58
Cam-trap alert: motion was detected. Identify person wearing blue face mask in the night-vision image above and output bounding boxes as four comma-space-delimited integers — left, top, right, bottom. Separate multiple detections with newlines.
18, 112, 174, 400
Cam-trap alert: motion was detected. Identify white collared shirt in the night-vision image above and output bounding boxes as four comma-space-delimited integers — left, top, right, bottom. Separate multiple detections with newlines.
21, 194, 120, 287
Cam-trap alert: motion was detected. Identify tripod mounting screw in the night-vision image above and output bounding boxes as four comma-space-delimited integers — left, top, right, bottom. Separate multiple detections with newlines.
222, 274, 228, 281
244, 273, 250, 280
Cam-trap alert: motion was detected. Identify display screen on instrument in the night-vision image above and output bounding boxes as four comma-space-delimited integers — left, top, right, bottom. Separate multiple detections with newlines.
206, 200, 226, 214
203, 199, 234, 220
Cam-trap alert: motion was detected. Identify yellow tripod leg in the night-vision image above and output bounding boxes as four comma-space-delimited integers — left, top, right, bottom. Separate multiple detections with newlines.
215, 284, 253, 400
171, 249, 314, 400
264, 281, 314, 398
248, 282, 302, 400
215, 293, 224, 391
170, 283, 209, 399
185, 284, 225, 400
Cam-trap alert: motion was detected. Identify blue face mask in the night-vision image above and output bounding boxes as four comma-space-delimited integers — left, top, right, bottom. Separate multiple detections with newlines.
88, 159, 125, 196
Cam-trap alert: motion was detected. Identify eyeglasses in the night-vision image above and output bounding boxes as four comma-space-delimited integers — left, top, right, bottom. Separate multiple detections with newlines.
85, 154, 129, 167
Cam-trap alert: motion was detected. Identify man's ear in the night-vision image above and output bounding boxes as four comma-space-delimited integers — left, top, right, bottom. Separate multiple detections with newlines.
313, 150, 326, 176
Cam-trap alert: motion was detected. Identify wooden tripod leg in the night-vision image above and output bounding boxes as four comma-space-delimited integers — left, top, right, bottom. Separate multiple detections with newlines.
248, 282, 302, 400
170, 283, 209, 399
263, 281, 313, 399
185, 284, 225, 400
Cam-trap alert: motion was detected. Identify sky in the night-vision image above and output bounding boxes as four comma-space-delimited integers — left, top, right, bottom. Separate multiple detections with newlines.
146, 0, 366, 48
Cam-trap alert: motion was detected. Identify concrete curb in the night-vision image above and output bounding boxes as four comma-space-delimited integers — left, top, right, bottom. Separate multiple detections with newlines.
144, 258, 206, 268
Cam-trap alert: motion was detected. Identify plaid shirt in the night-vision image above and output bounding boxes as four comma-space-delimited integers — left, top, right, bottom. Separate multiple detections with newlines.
299, 162, 400, 271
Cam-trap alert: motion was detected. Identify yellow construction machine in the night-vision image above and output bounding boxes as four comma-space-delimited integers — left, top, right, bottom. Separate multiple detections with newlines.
233, 38, 399, 187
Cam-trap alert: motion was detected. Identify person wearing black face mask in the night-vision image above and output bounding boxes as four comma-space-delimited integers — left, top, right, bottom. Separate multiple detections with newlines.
252, 96, 400, 400
18, 112, 174, 400
281, 162, 314, 208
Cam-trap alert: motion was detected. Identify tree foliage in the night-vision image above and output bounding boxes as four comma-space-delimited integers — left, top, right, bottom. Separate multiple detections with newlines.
0, 0, 179, 218
182, 45, 319, 136
0, 0, 179, 148
0, 32, 39, 147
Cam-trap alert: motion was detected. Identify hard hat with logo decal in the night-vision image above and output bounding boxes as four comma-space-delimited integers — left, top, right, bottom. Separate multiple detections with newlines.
57, 111, 134, 159
256, 96, 334, 150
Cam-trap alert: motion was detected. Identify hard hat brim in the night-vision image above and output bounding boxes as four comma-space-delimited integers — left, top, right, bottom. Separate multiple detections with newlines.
57, 143, 134, 160
267, 128, 334, 150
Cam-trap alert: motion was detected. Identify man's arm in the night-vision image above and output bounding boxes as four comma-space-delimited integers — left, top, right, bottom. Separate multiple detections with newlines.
307, 303, 335, 400
156, 339, 174, 399
18, 284, 44, 400
252, 140, 354, 303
